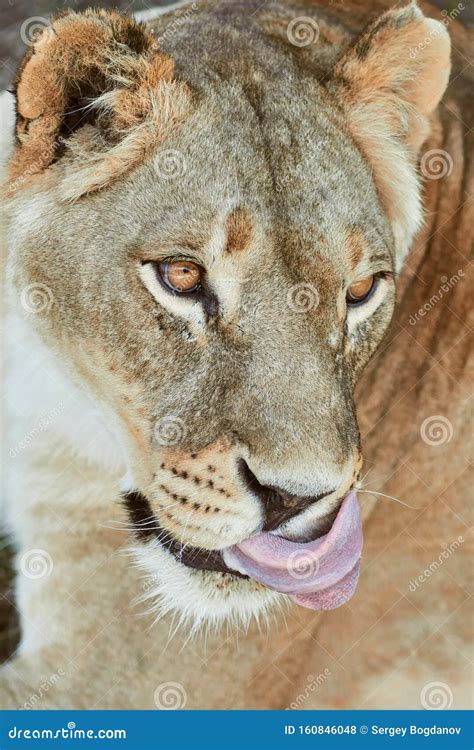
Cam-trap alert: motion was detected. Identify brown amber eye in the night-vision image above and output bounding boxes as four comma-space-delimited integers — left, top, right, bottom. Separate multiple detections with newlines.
158, 260, 203, 293
346, 275, 376, 305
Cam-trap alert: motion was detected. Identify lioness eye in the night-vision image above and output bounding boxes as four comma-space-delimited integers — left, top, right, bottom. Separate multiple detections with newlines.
346, 275, 376, 305
158, 260, 203, 293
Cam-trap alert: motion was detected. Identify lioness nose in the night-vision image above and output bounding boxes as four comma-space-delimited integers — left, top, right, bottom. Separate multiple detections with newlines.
239, 460, 336, 531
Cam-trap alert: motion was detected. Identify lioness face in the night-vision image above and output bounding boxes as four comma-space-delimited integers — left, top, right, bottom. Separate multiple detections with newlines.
5, 4, 450, 625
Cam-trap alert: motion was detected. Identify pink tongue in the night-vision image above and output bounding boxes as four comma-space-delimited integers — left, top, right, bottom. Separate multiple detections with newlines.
223, 491, 362, 610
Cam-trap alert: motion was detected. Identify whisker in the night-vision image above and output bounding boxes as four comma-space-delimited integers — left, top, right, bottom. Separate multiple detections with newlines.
358, 466, 373, 486
100, 523, 163, 535
356, 488, 418, 510
179, 507, 198, 555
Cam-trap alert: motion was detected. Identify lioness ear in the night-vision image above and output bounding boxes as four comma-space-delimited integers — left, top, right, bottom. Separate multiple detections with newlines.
10, 9, 190, 198
329, 3, 451, 269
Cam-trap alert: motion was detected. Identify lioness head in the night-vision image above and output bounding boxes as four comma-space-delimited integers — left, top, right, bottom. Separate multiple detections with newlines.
5, 2, 450, 627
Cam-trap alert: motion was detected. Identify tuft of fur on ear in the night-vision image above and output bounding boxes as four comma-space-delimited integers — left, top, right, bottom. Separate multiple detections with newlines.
329, 2, 451, 269
9, 9, 192, 199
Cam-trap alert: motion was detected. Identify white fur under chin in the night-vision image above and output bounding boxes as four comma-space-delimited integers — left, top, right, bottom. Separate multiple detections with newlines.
130, 540, 286, 635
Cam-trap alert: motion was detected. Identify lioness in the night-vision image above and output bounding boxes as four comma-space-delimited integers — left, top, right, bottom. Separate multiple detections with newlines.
1, 0, 472, 710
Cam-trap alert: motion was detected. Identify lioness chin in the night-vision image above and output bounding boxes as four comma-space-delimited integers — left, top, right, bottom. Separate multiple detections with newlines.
2, 0, 466, 710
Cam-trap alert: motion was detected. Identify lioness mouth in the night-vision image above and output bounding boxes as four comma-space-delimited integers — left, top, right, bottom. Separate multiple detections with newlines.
123, 490, 363, 611
123, 490, 243, 576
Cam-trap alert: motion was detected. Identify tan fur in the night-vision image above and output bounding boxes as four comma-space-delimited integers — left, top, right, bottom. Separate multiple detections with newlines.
330, 4, 451, 267
346, 227, 366, 271
1, 0, 471, 710
9, 9, 192, 198
224, 208, 254, 256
